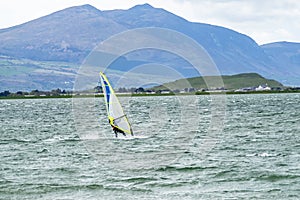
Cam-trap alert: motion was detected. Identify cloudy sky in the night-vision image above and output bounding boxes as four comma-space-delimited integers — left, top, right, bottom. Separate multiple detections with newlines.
0, 0, 299, 44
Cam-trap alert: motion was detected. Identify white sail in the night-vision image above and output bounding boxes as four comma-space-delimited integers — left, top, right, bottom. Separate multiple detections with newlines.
99, 72, 133, 135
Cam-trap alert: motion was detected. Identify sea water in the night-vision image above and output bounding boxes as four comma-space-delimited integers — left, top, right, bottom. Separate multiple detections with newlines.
0, 93, 299, 199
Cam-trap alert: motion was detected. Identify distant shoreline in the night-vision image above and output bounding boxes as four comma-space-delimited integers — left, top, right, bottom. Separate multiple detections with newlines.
1, 90, 299, 100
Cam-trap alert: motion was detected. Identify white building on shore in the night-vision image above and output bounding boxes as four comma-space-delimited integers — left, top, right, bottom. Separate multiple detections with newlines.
255, 84, 271, 91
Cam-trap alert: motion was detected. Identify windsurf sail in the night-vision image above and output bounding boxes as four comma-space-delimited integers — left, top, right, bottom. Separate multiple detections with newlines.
99, 72, 133, 135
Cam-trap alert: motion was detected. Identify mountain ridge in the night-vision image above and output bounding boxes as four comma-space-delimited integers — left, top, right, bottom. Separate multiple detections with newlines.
0, 3, 299, 91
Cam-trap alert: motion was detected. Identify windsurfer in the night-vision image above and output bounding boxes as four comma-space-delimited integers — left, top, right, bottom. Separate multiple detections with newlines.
109, 117, 126, 137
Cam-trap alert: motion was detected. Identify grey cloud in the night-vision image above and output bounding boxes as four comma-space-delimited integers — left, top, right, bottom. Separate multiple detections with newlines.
169, 0, 300, 44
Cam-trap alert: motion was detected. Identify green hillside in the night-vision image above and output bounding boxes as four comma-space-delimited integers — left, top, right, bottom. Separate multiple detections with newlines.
153, 73, 284, 91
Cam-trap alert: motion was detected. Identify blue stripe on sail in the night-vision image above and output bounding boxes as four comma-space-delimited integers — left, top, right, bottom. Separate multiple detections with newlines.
103, 80, 110, 109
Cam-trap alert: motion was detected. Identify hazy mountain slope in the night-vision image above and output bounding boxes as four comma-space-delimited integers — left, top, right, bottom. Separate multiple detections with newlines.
261, 42, 300, 85
103, 4, 276, 76
262, 42, 300, 63
0, 4, 127, 62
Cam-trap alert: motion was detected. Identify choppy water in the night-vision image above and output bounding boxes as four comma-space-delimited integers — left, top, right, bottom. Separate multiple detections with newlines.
0, 94, 299, 199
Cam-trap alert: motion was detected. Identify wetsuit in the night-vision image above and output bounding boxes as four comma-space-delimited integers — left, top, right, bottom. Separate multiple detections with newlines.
109, 118, 126, 137
112, 126, 126, 137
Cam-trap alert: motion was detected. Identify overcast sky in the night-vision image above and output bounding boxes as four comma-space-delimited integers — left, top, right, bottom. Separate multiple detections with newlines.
0, 0, 299, 45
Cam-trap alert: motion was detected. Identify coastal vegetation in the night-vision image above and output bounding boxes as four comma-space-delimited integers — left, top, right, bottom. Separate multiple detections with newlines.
1, 73, 299, 99
152, 73, 283, 91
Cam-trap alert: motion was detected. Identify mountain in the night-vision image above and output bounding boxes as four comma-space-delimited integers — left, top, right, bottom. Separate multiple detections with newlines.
0, 4, 299, 91
0, 4, 127, 62
102, 4, 274, 75
261, 42, 300, 86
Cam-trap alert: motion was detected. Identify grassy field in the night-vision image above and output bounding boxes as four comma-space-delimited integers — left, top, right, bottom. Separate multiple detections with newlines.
153, 73, 283, 91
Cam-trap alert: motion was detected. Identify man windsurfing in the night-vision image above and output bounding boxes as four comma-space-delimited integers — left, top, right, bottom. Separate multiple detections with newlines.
109, 116, 126, 137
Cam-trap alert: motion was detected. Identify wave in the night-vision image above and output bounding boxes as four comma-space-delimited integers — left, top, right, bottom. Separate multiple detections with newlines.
155, 165, 217, 172
6, 183, 105, 194
245, 152, 278, 157
118, 177, 157, 183
256, 174, 300, 182
43, 136, 80, 143
0, 138, 36, 144
37, 148, 49, 153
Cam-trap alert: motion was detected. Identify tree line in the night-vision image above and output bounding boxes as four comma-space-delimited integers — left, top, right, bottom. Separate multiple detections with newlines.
0, 89, 71, 97
0, 87, 151, 97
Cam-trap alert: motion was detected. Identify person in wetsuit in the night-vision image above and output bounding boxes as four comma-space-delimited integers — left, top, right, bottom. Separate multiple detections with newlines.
109, 117, 126, 137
